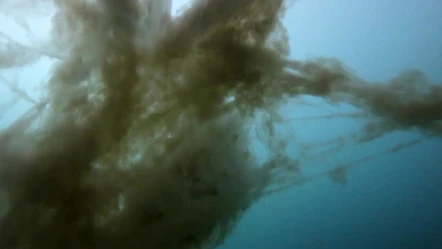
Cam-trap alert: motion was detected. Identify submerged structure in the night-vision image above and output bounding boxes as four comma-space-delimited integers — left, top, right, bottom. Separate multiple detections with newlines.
0, 0, 441, 248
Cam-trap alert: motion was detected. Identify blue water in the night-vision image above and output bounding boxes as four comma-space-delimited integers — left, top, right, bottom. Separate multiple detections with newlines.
213, 0, 442, 248
219, 139, 442, 249
0, 0, 441, 248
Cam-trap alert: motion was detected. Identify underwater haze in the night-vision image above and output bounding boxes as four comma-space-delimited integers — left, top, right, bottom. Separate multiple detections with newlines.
0, 0, 441, 249
210, 0, 442, 248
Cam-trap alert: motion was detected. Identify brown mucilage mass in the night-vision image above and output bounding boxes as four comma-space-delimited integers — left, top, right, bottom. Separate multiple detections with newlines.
0, 0, 441, 249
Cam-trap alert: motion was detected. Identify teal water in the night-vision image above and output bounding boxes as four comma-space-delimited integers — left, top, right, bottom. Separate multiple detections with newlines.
215, 0, 442, 248
0, 1, 441, 248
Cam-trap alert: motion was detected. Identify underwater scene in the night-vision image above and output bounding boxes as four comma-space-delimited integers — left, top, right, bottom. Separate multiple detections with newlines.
0, 0, 441, 249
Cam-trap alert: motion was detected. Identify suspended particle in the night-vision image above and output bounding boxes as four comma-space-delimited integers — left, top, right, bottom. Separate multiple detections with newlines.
328, 165, 347, 185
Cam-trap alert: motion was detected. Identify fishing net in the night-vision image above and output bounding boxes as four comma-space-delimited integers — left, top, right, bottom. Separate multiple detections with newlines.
0, 0, 441, 248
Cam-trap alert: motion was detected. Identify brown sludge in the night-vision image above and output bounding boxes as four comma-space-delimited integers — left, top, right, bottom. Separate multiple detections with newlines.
0, 0, 441, 249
